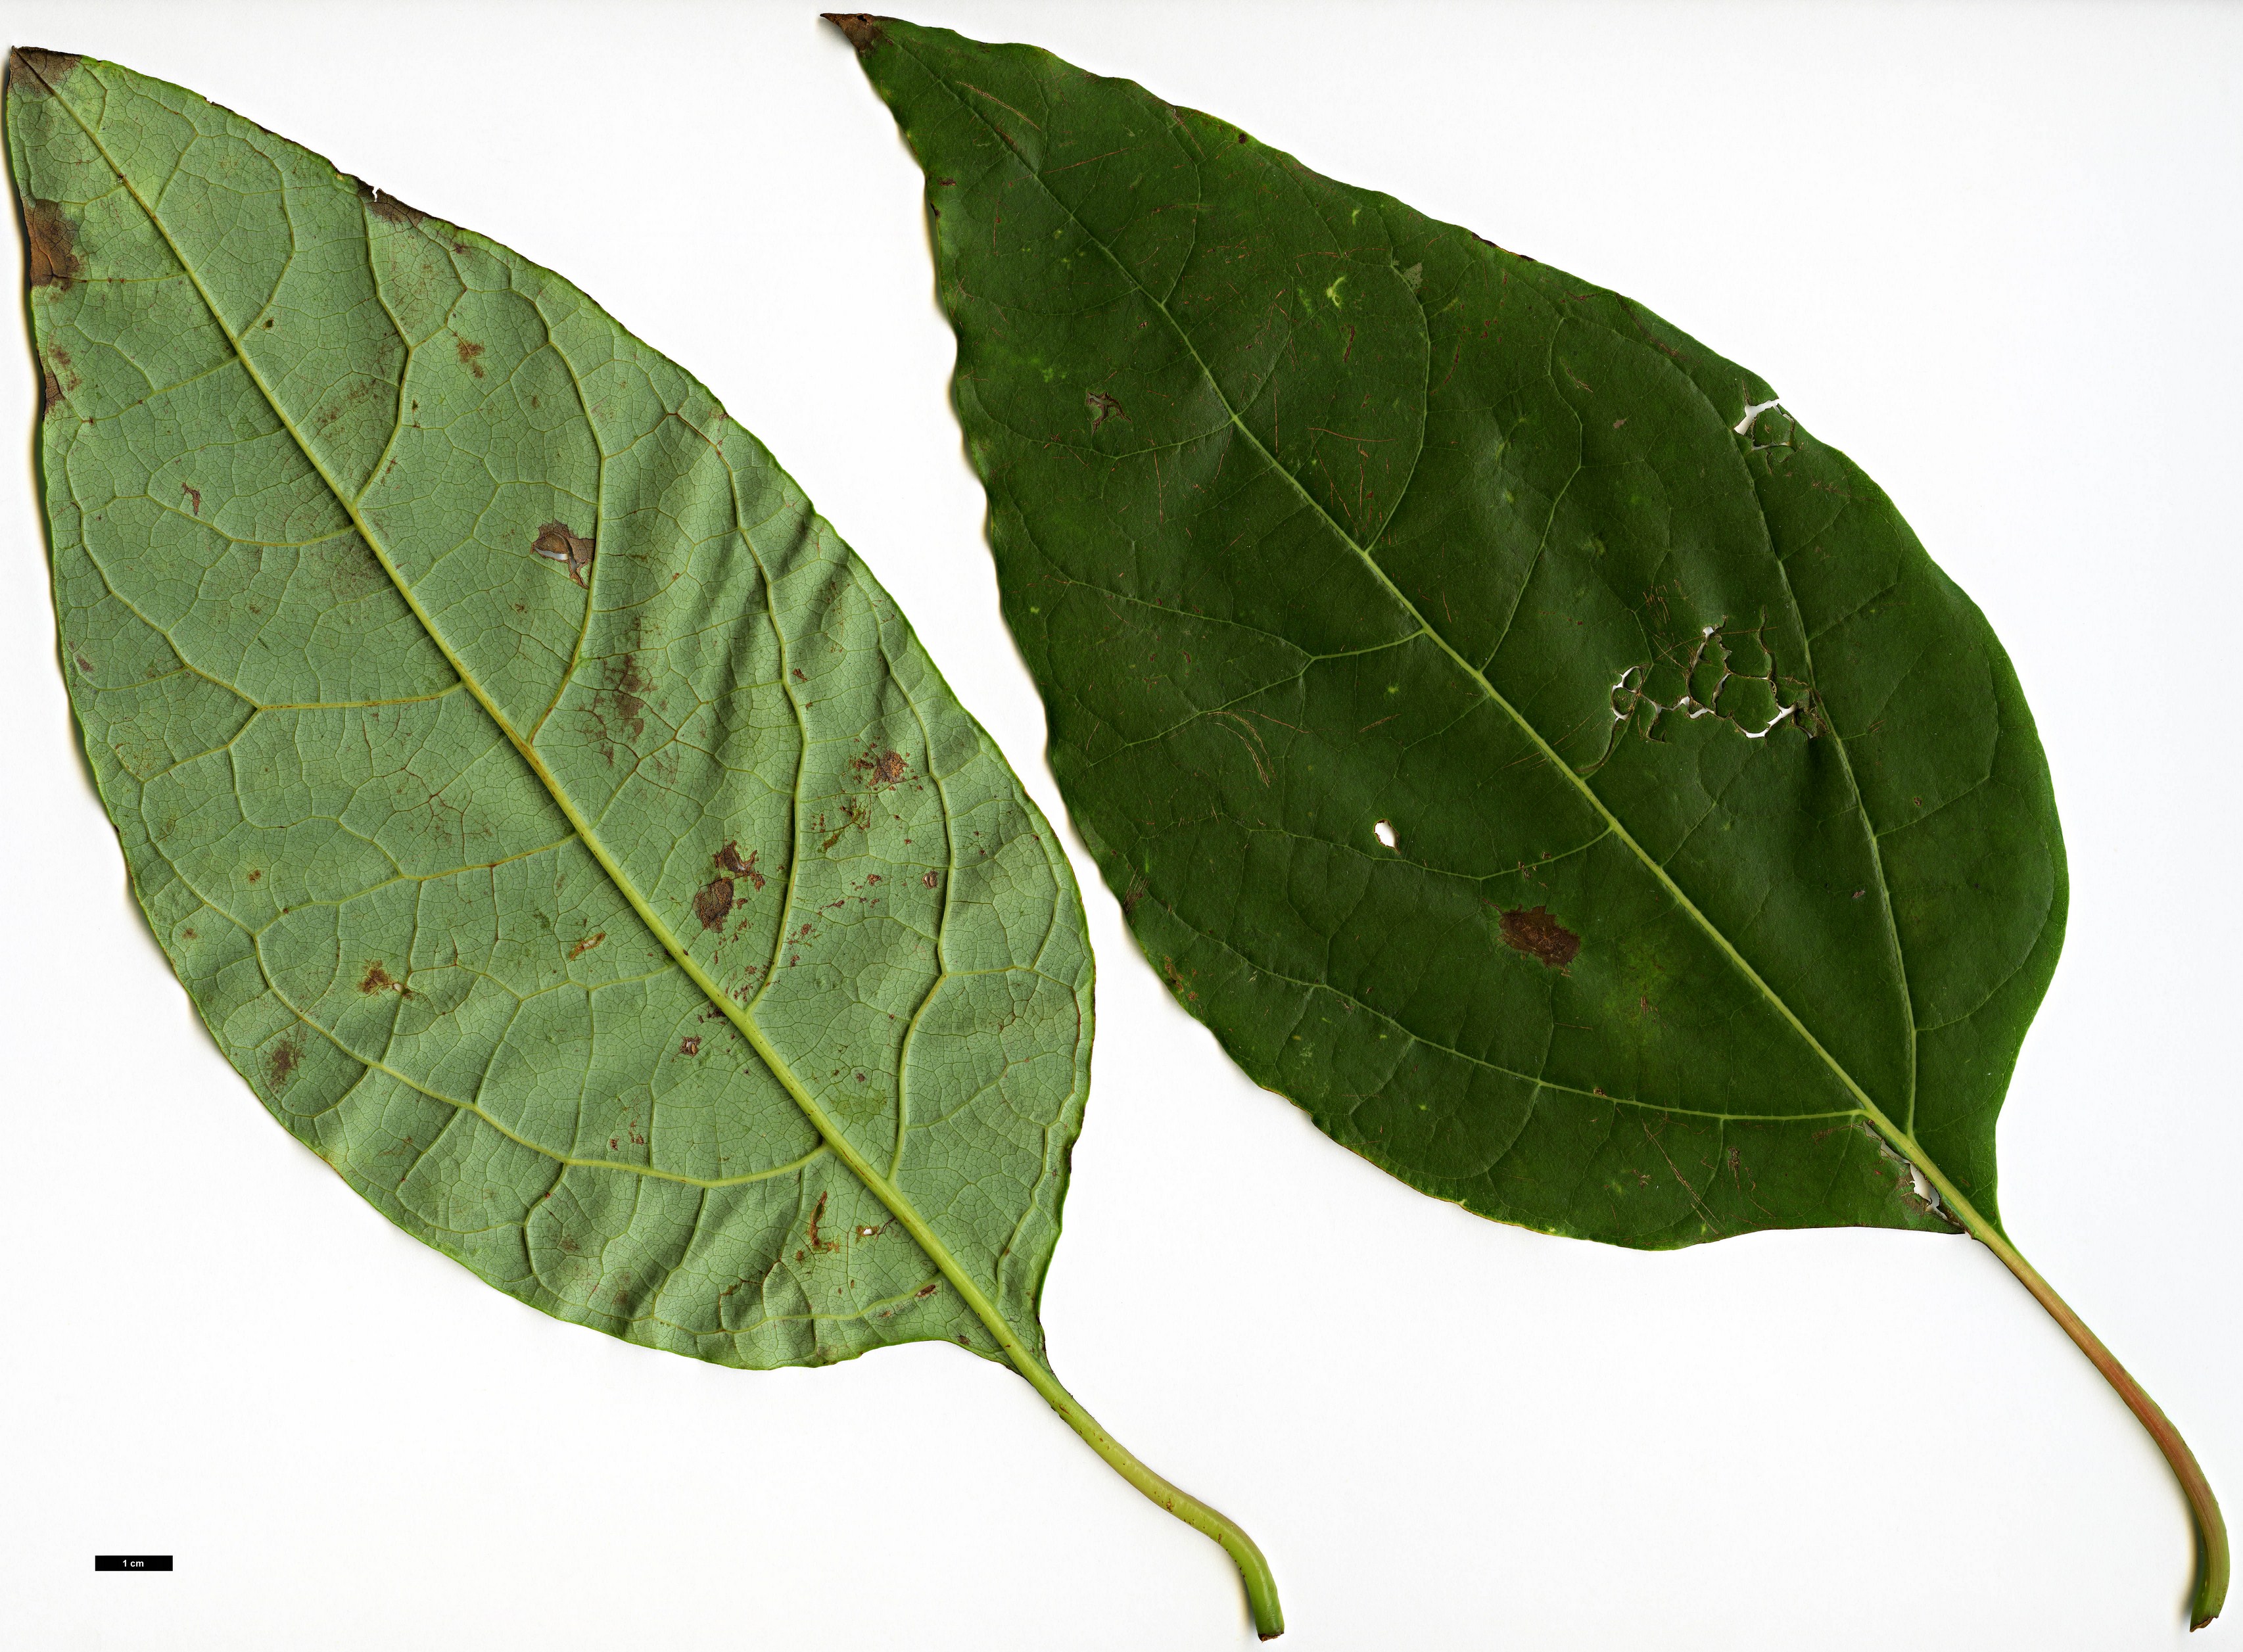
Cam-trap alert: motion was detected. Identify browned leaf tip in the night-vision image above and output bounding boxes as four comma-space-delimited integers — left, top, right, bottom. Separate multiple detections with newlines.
25, 197, 80, 291
8, 47, 81, 98
1498, 905, 1581, 970
823, 13, 889, 52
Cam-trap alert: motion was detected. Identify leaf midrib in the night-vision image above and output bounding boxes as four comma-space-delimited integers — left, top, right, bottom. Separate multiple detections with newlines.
910, 43, 1953, 1185
49, 66, 1047, 1365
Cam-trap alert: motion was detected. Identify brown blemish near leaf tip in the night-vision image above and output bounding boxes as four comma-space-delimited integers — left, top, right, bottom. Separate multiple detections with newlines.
25, 198, 81, 291
1498, 905, 1580, 970
694, 876, 736, 931
532, 520, 594, 587
823, 13, 888, 52
9, 48, 80, 97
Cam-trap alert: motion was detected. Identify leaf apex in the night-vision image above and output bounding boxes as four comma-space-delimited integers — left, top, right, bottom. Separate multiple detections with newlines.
7, 47, 81, 97
822, 13, 891, 54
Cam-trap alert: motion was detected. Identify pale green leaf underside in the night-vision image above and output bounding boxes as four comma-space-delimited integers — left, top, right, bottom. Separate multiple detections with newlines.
13, 51, 1093, 1370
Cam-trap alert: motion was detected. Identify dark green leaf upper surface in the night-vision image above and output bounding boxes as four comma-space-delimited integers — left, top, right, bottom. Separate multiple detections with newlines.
849, 18, 2064, 1246
12, 49, 1093, 1367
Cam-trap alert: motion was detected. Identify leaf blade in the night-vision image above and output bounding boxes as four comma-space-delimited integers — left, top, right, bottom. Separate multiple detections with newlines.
841, 17, 2232, 1626
12, 42, 1091, 1371
12, 47, 1285, 1631
845, 16, 2063, 1248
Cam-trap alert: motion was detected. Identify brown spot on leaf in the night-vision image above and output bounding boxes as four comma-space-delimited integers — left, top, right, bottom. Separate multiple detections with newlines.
180, 483, 201, 515
586, 651, 650, 760
821, 799, 870, 849
1085, 390, 1125, 431
358, 960, 411, 996
246, 869, 262, 883
1498, 905, 1580, 970
455, 337, 485, 377
852, 748, 908, 788
41, 365, 60, 412
807, 1191, 841, 1253
922, 870, 939, 889
1159, 955, 1199, 1002
694, 876, 736, 931
266, 1039, 302, 1089
9, 48, 80, 96
531, 521, 595, 586
824, 12, 887, 52
567, 931, 605, 960
678, 1035, 701, 1058
355, 179, 425, 225
914, 1281, 939, 1299
714, 841, 766, 890
25, 198, 81, 291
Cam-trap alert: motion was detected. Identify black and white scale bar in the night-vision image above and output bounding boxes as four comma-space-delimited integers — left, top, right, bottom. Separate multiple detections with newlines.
93, 1555, 172, 1571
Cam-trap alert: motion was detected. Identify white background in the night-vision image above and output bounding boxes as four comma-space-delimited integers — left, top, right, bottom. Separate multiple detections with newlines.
1, 4, 2236, 1648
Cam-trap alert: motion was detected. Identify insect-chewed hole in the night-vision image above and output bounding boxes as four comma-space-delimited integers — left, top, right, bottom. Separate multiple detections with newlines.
1733, 396, 1782, 435
1373, 819, 1397, 849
